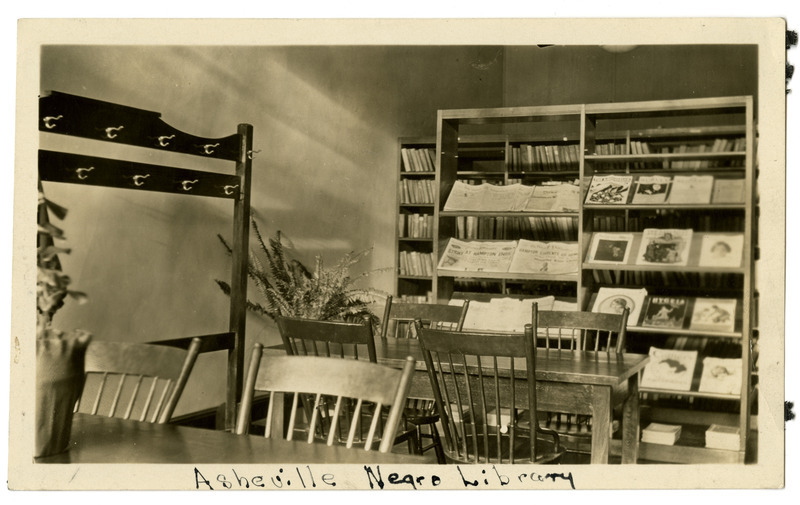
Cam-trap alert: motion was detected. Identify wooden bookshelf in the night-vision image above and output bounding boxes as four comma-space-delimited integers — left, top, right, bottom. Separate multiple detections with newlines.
581, 96, 756, 464
414, 96, 756, 464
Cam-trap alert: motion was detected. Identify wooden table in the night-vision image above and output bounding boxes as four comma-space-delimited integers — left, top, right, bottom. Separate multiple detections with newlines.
35, 413, 426, 464
265, 339, 649, 464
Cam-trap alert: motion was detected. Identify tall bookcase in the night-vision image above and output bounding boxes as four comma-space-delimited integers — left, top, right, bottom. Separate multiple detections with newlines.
414, 96, 757, 464
396, 137, 437, 302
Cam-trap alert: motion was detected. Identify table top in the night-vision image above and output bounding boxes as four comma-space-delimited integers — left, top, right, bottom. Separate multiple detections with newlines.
268, 338, 649, 387
35, 414, 426, 464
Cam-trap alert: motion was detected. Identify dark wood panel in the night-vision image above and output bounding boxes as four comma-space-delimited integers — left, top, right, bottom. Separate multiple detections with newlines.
151, 332, 236, 354
39, 150, 242, 199
39, 90, 241, 161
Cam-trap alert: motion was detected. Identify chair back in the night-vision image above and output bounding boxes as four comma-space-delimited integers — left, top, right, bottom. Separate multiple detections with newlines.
417, 323, 560, 464
533, 302, 628, 354
236, 344, 415, 453
380, 295, 469, 339
77, 338, 202, 423
276, 316, 377, 362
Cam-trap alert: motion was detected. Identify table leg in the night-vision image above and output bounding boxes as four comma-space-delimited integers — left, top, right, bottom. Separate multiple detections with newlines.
621, 374, 640, 464
590, 385, 612, 464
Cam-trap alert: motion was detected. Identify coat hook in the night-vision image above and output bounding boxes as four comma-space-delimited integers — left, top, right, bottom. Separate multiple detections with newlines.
158, 135, 175, 147
76, 167, 95, 180
202, 143, 220, 155
133, 174, 150, 187
105, 126, 124, 139
223, 184, 239, 196
181, 179, 199, 191
43, 115, 63, 129
247, 149, 261, 160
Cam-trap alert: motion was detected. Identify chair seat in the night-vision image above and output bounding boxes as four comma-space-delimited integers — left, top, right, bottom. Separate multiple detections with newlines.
443, 430, 564, 465
404, 409, 439, 425
517, 409, 621, 435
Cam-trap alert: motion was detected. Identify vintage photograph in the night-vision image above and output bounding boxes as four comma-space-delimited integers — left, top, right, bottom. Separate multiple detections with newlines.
7, 16, 789, 492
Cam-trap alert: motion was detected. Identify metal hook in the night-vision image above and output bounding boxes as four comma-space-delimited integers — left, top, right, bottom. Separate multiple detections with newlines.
133, 174, 150, 187
105, 126, 124, 139
202, 143, 220, 155
158, 135, 175, 147
223, 185, 239, 196
76, 167, 95, 180
247, 149, 261, 160
43, 115, 63, 129
181, 179, 199, 191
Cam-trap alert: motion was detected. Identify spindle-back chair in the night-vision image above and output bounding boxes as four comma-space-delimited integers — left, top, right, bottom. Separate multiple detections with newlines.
76, 337, 202, 424
379, 296, 470, 462
236, 346, 415, 454
417, 323, 563, 464
532, 302, 629, 449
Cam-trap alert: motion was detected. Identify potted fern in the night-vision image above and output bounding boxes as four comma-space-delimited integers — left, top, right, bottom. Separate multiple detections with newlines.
36, 184, 91, 457
216, 216, 384, 327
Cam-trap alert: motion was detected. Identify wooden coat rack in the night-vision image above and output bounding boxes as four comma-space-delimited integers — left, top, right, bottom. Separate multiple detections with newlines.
38, 90, 253, 430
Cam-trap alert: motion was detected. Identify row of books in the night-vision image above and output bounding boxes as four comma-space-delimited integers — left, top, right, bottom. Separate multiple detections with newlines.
455, 215, 578, 242
438, 238, 579, 275
591, 212, 746, 234
587, 229, 744, 268
585, 174, 745, 205
397, 293, 432, 303
589, 269, 744, 290
398, 213, 433, 239
400, 147, 436, 172
443, 180, 580, 213
639, 346, 742, 395
402, 137, 745, 174
509, 143, 581, 172
591, 287, 739, 333
452, 280, 577, 297
398, 251, 436, 277
642, 423, 682, 445
399, 178, 435, 204
592, 137, 746, 165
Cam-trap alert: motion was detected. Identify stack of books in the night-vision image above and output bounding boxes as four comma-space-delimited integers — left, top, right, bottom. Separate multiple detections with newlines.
705, 424, 740, 450
641, 422, 682, 445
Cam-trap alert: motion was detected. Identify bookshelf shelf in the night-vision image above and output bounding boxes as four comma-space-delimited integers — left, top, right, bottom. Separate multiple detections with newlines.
440, 210, 579, 218
399, 203, 434, 208
641, 388, 741, 401
398, 237, 433, 242
585, 152, 746, 162
437, 270, 578, 283
584, 204, 746, 211
582, 264, 746, 274
627, 326, 743, 339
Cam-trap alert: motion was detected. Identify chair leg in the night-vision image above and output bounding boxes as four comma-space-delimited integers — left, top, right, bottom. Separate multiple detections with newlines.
428, 422, 446, 464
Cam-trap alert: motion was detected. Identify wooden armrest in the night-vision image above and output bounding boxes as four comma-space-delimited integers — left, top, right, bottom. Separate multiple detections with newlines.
149, 332, 235, 354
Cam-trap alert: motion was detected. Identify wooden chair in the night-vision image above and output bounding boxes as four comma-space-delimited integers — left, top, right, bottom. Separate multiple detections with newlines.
379, 296, 470, 463
76, 338, 202, 423
275, 315, 415, 449
416, 323, 564, 464
532, 302, 629, 451
379, 296, 469, 339
236, 344, 416, 453
277, 315, 377, 362
534, 302, 628, 353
